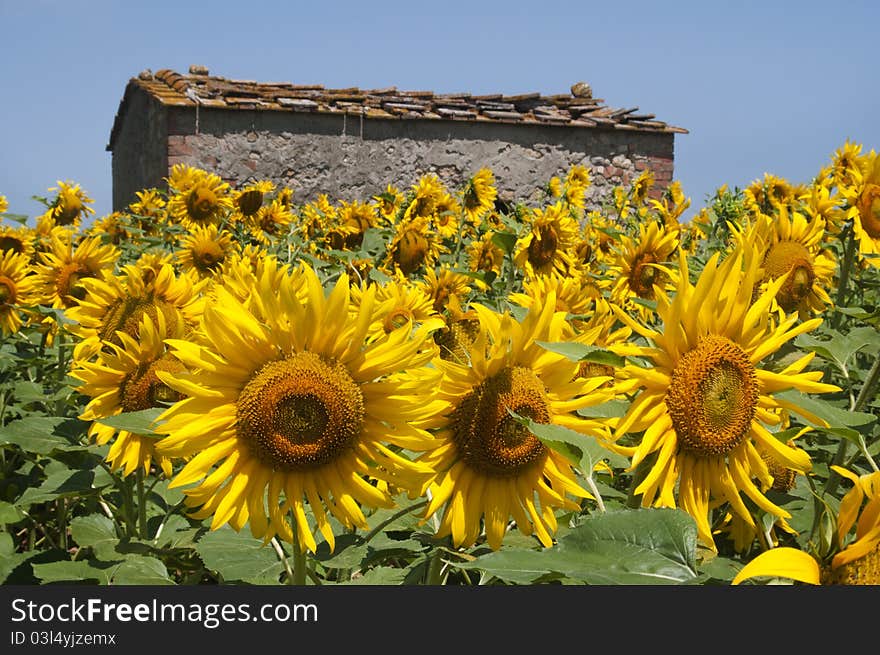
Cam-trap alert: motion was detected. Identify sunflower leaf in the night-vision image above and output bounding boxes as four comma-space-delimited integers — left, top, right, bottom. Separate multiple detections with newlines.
794, 327, 880, 375
490, 230, 517, 254
774, 390, 877, 429
95, 407, 166, 436
0, 416, 90, 454
535, 341, 626, 367
195, 526, 284, 584
31, 559, 116, 585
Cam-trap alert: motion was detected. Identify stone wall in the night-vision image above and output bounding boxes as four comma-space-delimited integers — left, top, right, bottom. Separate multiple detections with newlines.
153, 106, 675, 213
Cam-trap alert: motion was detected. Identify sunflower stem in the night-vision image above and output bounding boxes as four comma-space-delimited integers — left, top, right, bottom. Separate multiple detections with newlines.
832, 223, 855, 329
136, 468, 148, 539
584, 476, 606, 513
287, 522, 308, 585
424, 550, 445, 586
271, 537, 294, 583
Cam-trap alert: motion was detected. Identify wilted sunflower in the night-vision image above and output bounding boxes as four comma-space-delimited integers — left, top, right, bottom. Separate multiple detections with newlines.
733, 467, 880, 585
32, 233, 119, 309
608, 219, 678, 322
40, 181, 95, 228
461, 168, 497, 226
746, 207, 835, 318
611, 244, 840, 550
0, 250, 37, 336
513, 202, 579, 278
154, 262, 444, 553
69, 313, 183, 477
418, 294, 617, 550
176, 224, 236, 282
166, 166, 234, 229
65, 262, 204, 359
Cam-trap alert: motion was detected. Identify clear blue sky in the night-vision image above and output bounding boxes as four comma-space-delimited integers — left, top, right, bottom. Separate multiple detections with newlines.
1, 0, 877, 223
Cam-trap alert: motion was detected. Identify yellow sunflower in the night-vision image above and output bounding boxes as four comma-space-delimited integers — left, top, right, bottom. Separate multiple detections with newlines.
383, 216, 444, 277
608, 219, 679, 322
128, 188, 167, 222
166, 166, 234, 229
461, 168, 497, 226
0, 223, 36, 261
65, 262, 204, 359
234, 180, 275, 219
350, 276, 442, 340
831, 140, 863, 188
466, 232, 505, 277
336, 200, 379, 249
403, 174, 445, 222
0, 195, 7, 214
733, 467, 880, 585
39, 181, 95, 228
0, 250, 37, 336
432, 193, 462, 239
419, 265, 481, 314
153, 262, 443, 553
32, 233, 119, 310
249, 198, 294, 243
176, 224, 237, 282
745, 207, 835, 319
69, 313, 183, 477
513, 201, 578, 278
841, 148, 880, 268
371, 184, 405, 226
611, 243, 840, 551
418, 293, 617, 550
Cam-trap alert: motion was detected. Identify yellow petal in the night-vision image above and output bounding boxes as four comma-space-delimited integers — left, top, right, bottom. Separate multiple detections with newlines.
732, 547, 820, 585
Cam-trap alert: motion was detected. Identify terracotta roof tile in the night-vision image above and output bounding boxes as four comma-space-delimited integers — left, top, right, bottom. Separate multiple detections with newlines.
107, 68, 688, 150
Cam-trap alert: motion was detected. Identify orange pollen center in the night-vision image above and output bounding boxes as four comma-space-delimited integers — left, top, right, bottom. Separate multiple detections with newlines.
763, 241, 815, 311
186, 187, 219, 222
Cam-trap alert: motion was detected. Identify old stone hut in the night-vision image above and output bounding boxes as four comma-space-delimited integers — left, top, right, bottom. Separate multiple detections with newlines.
107, 66, 687, 212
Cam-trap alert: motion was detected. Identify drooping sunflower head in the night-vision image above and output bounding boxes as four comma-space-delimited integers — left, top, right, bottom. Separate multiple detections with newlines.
153, 261, 443, 552
461, 168, 498, 225
466, 231, 505, 277
176, 224, 237, 282
41, 181, 95, 227
419, 295, 617, 550
337, 200, 379, 249
234, 180, 276, 218
513, 201, 579, 278
167, 168, 234, 228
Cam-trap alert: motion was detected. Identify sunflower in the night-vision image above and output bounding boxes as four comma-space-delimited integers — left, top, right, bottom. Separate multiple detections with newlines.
630, 169, 655, 210
733, 467, 880, 585
32, 233, 119, 310
611, 243, 840, 551
650, 180, 691, 230
841, 148, 880, 268
336, 200, 379, 249
153, 262, 443, 553
371, 184, 404, 226
87, 212, 131, 245
234, 180, 275, 219
0, 195, 7, 214
419, 265, 481, 313
350, 276, 442, 340
384, 216, 444, 277
166, 166, 234, 229
69, 313, 183, 477
0, 250, 37, 336
461, 168, 497, 226
128, 188, 167, 221
831, 140, 863, 188
432, 193, 461, 239
513, 202, 578, 278
176, 224, 237, 282
745, 207, 835, 318
65, 262, 204, 359
403, 174, 445, 222
608, 219, 679, 322
249, 198, 294, 243
0, 223, 36, 261
418, 293, 617, 550
39, 181, 95, 228
466, 232, 505, 277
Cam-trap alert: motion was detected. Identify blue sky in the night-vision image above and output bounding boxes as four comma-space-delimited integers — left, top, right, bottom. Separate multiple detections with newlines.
1, 0, 877, 223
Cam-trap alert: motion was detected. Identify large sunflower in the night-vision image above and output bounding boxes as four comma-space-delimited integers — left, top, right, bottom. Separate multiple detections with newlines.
0, 250, 37, 336
611, 243, 839, 551
69, 313, 183, 477
153, 262, 444, 553
733, 467, 880, 585
418, 294, 617, 550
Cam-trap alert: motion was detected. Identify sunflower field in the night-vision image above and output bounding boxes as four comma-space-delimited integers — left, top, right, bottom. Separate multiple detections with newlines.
0, 142, 878, 587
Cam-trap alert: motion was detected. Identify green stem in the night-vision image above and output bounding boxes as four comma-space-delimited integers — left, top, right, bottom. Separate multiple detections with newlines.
425, 550, 445, 586
832, 224, 856, 329
57, 498, 68, 552
119, 475, 137, 538
287, 520, 308, 585
626, 456, 654, 509
136, 468, 148, 539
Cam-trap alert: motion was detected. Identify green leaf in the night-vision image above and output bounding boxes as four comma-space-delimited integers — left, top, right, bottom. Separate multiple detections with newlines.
547, 508, 699, 584
457, 549, 563, 585
95, 407, 166, 436
195, 526, 284, 584
110, 556, 174, 585
14, 469, 99, 508
341, 566, 409, 585
491, 231, 517, 254
0, 501, 25, 524
794, 327, 880, 375
536, 341, 626, 368
0, 416, 89, 454
32, 559, 114, 585
774, 390, 877, 429
576, 399, 631, 419
69, 515, 120, 559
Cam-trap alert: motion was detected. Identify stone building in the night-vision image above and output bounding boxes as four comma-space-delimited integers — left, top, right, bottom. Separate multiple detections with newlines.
106, 66, 687, 212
